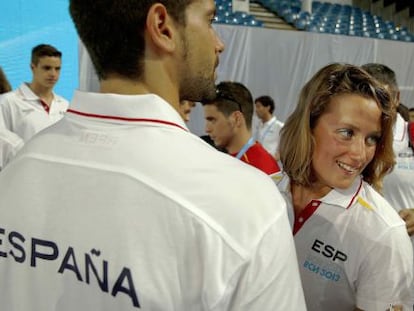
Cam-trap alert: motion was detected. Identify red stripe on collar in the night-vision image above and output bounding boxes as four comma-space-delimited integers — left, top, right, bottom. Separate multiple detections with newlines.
67, 109, 187, 131
346, 178, 363, 209
40, 99, 50, 114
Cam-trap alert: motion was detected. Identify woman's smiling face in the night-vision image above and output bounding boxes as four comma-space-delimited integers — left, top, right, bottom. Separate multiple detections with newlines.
311, 93, 382, 195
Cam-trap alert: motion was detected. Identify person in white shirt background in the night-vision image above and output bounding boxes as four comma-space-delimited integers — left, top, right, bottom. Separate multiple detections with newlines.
361, 63, 414, 244
0, 0, 306, 310
253, 95, 284, 161
277, 63, 413, 311
0, 44, 68, 153
0, 66, 23, 170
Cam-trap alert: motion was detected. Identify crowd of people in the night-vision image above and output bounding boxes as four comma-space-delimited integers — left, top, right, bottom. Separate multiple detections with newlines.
0, 0, 413, 310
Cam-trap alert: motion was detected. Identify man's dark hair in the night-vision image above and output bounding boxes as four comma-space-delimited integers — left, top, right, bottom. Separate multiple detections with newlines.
202, 81, 254, 129
397, 103, 410, 122
31, 44, 62, 65
255, 95, 275, 114
361, 63, 399, 103
69, 0, 193, 81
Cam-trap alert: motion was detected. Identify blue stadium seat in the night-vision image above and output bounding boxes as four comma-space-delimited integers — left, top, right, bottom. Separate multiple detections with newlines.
214, 1, 264, 28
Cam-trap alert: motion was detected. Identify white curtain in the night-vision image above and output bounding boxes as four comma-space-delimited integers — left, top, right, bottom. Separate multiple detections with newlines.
79, 25, 414, 136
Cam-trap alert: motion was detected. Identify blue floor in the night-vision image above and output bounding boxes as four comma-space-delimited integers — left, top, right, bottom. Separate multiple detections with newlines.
0, 0, 78, 101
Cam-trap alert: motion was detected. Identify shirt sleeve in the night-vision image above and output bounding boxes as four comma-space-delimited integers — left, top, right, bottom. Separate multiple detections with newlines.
356, 225, 414, 310
0, 129, 24, 170
0, 96, 13, 130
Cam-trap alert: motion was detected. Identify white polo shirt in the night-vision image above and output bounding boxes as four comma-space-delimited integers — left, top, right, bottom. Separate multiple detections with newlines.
383, 148, 414, 212
0, 91, 306, 311
383, 112, 414, 256
0, 128, 23, 170
393, 113, 409, 155
383, 148, 414, 256
383, 112, 412, 211
0, 83, 68, 142
277, 174, 414, 311
253, 116, 284, 156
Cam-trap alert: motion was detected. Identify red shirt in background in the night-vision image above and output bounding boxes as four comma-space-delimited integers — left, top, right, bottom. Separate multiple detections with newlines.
409, 122, 414, 150
231, 142, 280, 176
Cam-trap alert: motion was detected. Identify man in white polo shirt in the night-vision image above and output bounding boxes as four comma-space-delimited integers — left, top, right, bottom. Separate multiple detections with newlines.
0, 44, 68, 144
0, 1, 306, 310
253, 95, 284, 160
362, 63, 414, 255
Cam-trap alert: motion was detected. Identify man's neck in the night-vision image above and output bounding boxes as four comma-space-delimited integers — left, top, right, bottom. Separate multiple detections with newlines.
261, 113, 273, 123
100, 67, 180, 112
28, 82, 54, 105
227, 129, 252, 154
100, 77, 151, 95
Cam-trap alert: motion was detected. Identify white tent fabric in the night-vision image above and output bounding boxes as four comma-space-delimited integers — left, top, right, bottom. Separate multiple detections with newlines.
79, 24, 414, 136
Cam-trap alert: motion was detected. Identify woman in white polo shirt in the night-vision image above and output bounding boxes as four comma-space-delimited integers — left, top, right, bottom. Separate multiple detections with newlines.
276, 63, 414, 311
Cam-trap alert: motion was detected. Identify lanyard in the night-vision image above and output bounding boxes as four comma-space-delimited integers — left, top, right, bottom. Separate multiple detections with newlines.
259, 118, 276, 143
236, 137, 255, 159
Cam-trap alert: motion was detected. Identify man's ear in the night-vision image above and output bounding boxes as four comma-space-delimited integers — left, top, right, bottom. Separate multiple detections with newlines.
230, 111, 244, 128
146, 3, 177, 53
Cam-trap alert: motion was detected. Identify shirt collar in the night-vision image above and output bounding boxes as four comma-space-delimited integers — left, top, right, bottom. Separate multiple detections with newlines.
263, 115, 276, 126
319, 176, 363, 209
67, 90, 188, 131
394, 113, 407, 142
19, 83, 63, 103
19, 83, 39, 100
278, 173, 363, 209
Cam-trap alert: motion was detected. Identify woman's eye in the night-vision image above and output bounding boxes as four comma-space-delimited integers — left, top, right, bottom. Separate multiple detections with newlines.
366, 135, 380, 146
337, 129, 353, 138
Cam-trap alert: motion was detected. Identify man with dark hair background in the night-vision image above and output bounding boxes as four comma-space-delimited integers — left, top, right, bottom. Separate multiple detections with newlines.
0, 43, 68, 144
253, 95, 284, 161
203, 81, 280, 177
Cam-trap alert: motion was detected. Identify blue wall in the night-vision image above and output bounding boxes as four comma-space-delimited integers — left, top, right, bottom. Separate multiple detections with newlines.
0, 0, 78, 101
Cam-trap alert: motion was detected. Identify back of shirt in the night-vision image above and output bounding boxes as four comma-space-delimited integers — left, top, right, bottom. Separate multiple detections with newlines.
0, 98, 305, 311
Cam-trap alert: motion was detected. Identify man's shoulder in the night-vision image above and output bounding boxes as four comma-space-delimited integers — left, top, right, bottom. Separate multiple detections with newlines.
53, 93, 69, 104
52, 93, 70, 110
0, 89, 21, 103
248, 142, 277, 161
183, 141, 282, 205
191, 156, 286, 252
275, 119, 284, 127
